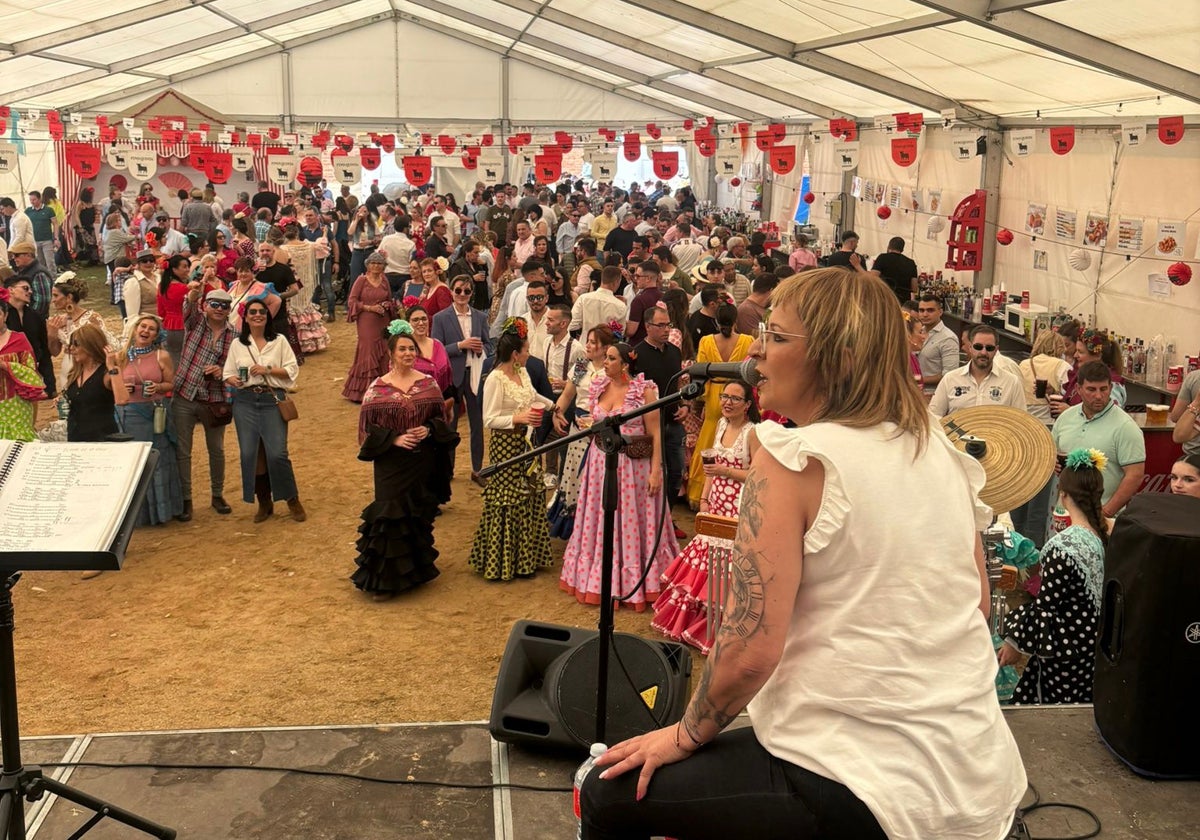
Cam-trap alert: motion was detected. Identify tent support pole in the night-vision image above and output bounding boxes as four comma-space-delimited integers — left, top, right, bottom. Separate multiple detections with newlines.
500, 56, 511, 184
281, 51, 294, 133
978, 129, 1003, 292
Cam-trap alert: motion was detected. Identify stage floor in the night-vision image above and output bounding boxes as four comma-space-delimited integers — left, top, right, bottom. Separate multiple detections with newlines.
11, 708, 1197, 839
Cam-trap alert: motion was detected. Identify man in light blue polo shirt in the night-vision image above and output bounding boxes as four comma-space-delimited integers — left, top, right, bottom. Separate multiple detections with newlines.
1052, 361, 1145, 517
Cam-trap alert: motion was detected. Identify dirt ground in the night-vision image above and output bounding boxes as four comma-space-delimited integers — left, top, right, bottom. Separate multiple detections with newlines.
15, 294, 694, 736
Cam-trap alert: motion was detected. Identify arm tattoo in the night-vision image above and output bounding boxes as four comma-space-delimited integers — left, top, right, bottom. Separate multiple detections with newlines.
681, 660, 740, 744
738, 469, 766, 537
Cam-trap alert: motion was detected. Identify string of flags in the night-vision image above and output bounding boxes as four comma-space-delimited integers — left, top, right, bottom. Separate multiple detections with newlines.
0, 105, 1187, 189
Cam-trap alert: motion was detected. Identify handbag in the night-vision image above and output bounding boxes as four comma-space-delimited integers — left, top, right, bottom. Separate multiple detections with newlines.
197, 400, 233, 428
624, 434, 653, 460
275, 392, 299, 423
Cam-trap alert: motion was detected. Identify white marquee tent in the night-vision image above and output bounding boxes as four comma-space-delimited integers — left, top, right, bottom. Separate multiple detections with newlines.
1, 0, 1198, 340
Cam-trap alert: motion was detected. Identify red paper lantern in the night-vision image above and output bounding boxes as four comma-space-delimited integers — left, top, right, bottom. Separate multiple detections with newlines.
996, 228, 1014, 245
877, 206, 892, 220
803, 192, 815, 204
1168, 261, 1192, 287
730, 177, 741, 187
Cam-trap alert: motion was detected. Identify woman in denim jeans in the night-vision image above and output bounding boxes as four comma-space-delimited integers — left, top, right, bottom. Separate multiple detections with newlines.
223, 295, 305, 523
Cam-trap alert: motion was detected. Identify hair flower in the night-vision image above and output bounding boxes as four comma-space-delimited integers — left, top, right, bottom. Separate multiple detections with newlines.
607, 318, 625, 342
387, 319, 414, 337
502, 316, 528, 340
1065, 447, 1107, 472
402, 295, 421, 310
435, 256, 450, 273
1079, 328, 1108, 357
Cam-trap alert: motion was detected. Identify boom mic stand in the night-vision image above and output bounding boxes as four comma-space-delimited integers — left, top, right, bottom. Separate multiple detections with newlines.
481, 380, 702, 744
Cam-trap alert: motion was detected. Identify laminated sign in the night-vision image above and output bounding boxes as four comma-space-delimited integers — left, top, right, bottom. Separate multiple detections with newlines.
714, 145, 741, 178
125, 149, 157, 181
836, 141, 859, 171
590, 149, 618, 182
267, 153, 299, 186
334, 157, 363, 185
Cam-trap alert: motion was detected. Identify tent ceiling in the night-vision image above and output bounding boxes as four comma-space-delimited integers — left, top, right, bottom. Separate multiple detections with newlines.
0, 0, 1195, 122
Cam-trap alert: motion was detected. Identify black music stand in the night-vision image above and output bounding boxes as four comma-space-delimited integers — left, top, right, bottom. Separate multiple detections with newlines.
0, 448, 176, 839
482, 381, 701, 744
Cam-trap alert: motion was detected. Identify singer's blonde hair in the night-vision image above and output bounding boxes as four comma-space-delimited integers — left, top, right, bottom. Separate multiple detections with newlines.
770, 267, 930, 449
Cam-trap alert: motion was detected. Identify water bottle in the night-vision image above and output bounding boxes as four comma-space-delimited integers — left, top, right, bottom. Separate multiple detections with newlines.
573, 743, 607, 839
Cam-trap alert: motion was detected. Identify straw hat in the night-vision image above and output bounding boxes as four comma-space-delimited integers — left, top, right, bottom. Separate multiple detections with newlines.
941, 405, 1055, 514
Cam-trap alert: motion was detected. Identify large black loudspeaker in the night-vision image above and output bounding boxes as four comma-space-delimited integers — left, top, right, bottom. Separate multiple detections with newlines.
490, 620, 693, 750
1094, 493, 1200, 778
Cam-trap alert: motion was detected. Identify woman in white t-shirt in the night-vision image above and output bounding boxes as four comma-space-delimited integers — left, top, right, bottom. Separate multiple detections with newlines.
224, 294, 304, 524
584, 268, 1026, 840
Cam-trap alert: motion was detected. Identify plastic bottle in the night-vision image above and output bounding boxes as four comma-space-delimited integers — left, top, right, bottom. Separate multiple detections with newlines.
1051, 502, 1071, 535
574, 743, 607, 838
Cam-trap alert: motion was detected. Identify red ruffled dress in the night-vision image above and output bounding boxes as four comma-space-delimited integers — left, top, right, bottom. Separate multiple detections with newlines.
652, 418, 753, 651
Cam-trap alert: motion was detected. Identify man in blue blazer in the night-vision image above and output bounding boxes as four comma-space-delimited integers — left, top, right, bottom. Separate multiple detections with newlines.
431, 275, 495, 483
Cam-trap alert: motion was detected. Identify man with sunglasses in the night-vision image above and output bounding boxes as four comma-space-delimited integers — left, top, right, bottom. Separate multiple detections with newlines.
929, 324, 1025, 418
432, 276, 494, 484
172, 286, 237, 519
3, 274, 55, 397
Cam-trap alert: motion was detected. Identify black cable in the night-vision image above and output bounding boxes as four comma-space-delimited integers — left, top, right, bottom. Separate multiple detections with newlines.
1021, 783, 1103, 840
40, 761, 571, 793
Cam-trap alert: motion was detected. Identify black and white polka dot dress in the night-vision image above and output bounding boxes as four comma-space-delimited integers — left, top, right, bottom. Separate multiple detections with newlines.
1006, 524, 1105, 704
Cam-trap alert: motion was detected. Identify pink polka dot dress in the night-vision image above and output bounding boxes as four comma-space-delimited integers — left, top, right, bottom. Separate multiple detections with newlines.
559, 374, 680, 612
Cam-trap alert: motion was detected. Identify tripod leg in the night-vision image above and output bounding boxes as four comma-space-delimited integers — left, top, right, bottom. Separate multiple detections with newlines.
37, 777, 175, 840
0, 790, 17, 840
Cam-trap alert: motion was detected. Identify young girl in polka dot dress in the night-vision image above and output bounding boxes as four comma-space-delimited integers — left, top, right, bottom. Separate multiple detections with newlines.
559, 342, 679, 611
652, 379, 759, 651
999, 448, 1109, 704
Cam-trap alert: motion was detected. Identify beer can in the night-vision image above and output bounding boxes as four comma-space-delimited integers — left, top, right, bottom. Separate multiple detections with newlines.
141, 379, 154, 398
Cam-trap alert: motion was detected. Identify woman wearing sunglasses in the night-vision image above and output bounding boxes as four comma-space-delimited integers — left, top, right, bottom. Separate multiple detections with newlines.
224, 294, 304, 523
584, 268, 1025, 840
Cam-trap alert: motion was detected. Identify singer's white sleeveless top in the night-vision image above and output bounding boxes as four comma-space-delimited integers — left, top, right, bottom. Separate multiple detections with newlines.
747, 420, 1026, 840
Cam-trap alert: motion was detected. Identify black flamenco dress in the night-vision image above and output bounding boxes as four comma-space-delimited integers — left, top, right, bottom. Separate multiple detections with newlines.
351, 375, 459, 595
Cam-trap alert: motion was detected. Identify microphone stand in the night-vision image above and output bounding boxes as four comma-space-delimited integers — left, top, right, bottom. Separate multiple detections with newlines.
481, 379, 703, 744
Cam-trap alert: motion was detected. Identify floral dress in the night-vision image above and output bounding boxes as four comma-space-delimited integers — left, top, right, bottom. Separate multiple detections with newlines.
685, 332, 754, 507
0, 331, 46, 441
559, 373, 680, 611
1006, 525, 1105, 704
652, 418, 753, 651
280, 239, 331, 354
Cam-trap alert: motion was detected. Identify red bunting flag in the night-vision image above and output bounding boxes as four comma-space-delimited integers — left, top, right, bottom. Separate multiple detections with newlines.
1049, 126, 1075, 155
623, 133, 640, 162
64, 143, 102, 179
438, 134, 457, 155
768, 144, 796, 175
891, 137, 918, 167
646, 123, 661, 140
554, 131, 573, 154
205, 151, 233, 184
651, 150, 679, 179
1158, 115, 1184, 145
481, 133, 494, 147
298, 156, 324, 187
535, 153, 562, 182
694, 130, 716, 157
360, 147, 381, 170
403, 156, 432, 186
828, 118, 857, 141
379, 134, 395, 153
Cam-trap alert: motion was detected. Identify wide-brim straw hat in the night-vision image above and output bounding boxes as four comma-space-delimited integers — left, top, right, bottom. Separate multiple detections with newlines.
941, 405, 1055, 515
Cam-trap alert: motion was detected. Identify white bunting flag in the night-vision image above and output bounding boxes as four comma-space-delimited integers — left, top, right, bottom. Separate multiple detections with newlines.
836, 140, 859, 171
230, 147, 255, 172
125, 149, 157, 180
714, 145, 742, 178
267, 153, 299, 186
1010, 129, 1035, 157
0, 144, 17, 174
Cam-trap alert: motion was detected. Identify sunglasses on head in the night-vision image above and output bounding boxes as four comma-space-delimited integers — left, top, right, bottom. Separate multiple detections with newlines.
972, 343, 997, 352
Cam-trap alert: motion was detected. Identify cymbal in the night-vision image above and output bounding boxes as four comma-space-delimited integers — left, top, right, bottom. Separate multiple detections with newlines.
941, 406, 1055, 514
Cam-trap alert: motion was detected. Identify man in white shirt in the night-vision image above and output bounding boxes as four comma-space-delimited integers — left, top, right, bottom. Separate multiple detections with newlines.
555, 208, 582, 271
2, 199, 34, 248
656, 189, 679, 215
670, 222, 704, 272
432, 195, 461, 247
378, 216, 416, 298
570, 265, 628, 338
512, 220, 536, 264
916, 294, 960, 390
493, 258, 545, 336
155, 213, 190, 256
929, 325, 1026, 418
576, 198, 595, 237
541, 303, 584, 394
523, 280, 552, 357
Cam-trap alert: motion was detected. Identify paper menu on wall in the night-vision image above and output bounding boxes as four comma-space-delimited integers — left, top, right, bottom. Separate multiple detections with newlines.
0, 441, 151, 557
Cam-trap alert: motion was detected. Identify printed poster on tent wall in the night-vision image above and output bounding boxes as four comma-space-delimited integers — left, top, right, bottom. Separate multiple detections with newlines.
887, 184, 902, 208
1154, 220, 1185, 258
907, 187, 923, 213
851, 177, 863, 199
1026, 203, 1046, 236
927, 189, 942, 215
1116, 217, 1144, 253
873, 182, 886, 204
1083, 212, 1109, 247
1033, 250, 1048, 271
1054, 207, 1077, 240
861, 179, 874, 202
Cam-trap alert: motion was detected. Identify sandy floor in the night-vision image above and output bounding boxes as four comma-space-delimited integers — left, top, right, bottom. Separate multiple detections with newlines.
14, 312, 693, 736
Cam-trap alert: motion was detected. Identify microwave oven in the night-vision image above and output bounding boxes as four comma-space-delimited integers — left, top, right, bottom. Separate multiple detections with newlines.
1005, 303, 1047, 337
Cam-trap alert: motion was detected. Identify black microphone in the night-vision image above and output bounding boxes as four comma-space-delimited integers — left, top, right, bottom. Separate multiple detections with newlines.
686, 358, 762, 385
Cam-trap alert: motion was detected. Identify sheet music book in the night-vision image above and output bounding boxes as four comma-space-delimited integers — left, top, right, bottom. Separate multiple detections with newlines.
0, 441, 152, 555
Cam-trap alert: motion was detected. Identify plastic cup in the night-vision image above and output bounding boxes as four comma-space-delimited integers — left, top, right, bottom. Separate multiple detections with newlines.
528, 407, 545, 425
701, 448, 719, 466
1034, 379, 1048, 399
1146, 404, 1169, 425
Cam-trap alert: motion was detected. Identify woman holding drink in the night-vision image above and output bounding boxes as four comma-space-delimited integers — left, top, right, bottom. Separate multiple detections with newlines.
467, 317, 555, 581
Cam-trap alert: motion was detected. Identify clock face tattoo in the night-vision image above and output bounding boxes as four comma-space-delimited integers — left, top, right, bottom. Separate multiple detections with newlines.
723, 548, 766, 640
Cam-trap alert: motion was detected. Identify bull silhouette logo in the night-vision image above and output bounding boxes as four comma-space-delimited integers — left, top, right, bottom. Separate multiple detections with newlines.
599, 165, 612, 177
0, 155, 8, 169
957, 147, 970, 159
212, 165, 226, 178
899, 150, 912, 161
114, 154, 126, 166
276, 167, 289, 179
840, 154, 852, 165
1017, 142, 1028, 153
341, 169, 354, 180
1056, 138, 1068, 149
484, 167, 498, 180
135, 163, 149, 176
235, 156, 250, 169
1128, 133, 1138, 142
1165, 128, 1178, 140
